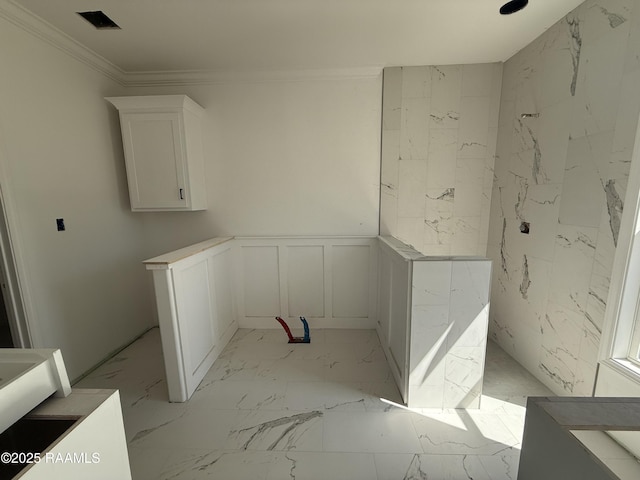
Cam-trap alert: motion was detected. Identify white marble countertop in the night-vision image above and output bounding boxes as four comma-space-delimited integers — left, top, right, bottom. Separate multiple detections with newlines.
143, 237, 234, 266
30, 388, 118, 417
144, 235, 489, 267
378, 236, 488, 262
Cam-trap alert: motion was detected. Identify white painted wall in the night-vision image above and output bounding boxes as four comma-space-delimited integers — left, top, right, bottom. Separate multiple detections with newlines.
0, 17, 154, 379
124, 77, 383, 257
0, 10, 383, 380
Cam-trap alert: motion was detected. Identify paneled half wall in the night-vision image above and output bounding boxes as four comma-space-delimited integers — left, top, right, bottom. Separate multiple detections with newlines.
144, 236, 492, 407
233, 237, 378, 329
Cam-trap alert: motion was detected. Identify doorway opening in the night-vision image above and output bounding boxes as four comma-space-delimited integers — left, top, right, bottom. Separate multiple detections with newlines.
0, 189, 31, 348
0, 134, 30, 348
0, 294, 11, 347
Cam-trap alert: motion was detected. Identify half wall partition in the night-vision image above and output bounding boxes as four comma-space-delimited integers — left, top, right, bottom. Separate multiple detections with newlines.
144, 236, 491, 408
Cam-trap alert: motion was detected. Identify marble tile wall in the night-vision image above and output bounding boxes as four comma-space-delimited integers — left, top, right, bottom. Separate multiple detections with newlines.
380, 63, 503, 256
488, 0, 640, 396
409, 259, 492, 409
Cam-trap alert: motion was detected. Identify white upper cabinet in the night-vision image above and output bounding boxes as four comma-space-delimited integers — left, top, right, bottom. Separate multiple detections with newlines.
106, 95, 207, 211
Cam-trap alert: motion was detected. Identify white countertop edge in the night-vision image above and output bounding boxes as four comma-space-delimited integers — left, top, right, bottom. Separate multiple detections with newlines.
143, 236, 234, 266
143, 235, 490, 267
378, 236, 489, 262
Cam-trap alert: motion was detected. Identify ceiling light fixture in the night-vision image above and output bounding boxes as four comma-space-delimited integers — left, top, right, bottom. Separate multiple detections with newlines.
499, 0, 529, 15
77, 11, 121, 30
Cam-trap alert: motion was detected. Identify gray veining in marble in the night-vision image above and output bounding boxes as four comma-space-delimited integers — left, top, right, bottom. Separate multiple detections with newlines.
232, 411, 323, 451
500, 218, 509, 279
380, 63, 502, 256
567, 15, 582, 96
486, 0, 640, 399
604, 179, 624, 246
75, 327, 553, 479
427, 187, 455, 202
430, 111, 460, 125
520, 255, 531, 300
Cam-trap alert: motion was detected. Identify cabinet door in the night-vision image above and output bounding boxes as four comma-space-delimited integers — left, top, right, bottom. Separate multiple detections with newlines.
121, 112, 188, 210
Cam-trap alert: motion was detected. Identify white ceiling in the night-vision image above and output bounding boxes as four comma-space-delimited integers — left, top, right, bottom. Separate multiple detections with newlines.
12, 0, 583, 73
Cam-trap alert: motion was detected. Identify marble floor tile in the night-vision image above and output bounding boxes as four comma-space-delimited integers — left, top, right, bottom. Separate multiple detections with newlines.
226, 409, 324, 452
375, 453, 493, 480
323, 410, 423, 454
319, 340, 387, 363
285, 342, 332, 361
195, 379, 287, 410
324, 358, 394, 383
127, 447, 173, 480
478, 394, 528, 415
477, 453, 520, 480
199, 356, 260, 382
266, 452, 378, 480
495, 413, 527, 443
159, 450, 276, 480
359, 381, 405, 411
121, 398, 191, 443
410, 411, 520, 455
75, 328, 553, 479
282, 381, 369, 412
129, 407, 239, 450
232, 328, 326, 345
256, 358, 328, 382
324, 328, 380, 344
221, 341, 297, 361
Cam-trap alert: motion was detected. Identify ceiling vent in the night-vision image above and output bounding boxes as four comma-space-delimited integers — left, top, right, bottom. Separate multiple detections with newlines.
77, 11, 120, 30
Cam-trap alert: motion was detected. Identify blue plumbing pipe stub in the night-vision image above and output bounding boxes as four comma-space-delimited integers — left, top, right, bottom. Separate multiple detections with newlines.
300, 317, 310, 343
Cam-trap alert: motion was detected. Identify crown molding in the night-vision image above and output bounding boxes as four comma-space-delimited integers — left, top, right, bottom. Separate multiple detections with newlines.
0, 0, 382, 87
0, 0, 126, 85
123, 67, 383, 87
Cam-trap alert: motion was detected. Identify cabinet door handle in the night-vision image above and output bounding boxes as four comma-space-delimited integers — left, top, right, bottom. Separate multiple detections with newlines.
179, 188, 184, 200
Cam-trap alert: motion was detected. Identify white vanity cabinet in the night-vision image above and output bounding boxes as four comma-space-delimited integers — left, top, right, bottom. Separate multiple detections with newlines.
7, 390, 132, 480
106, 95, 207, 212
0, 349, 131, 479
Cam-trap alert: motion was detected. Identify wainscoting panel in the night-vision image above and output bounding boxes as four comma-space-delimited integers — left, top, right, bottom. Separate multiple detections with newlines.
173, 258, 214, 376
376, 238, 412, 401
388, 255, 410, 383
287, 245, 325, 318
332, 245, 371, 318
377, 249, 393, 347
210, 247, 236, 338
234, 237, 377, 329
241, 246, 281, 317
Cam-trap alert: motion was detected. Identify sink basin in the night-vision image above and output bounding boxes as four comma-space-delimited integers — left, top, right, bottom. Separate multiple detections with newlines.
0, 417, 78, 478
0, 349, 71, 435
